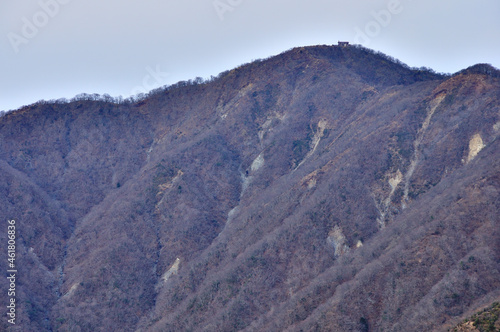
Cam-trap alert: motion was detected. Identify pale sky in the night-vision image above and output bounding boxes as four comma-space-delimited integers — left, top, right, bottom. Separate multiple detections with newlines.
1, 0, 499, 112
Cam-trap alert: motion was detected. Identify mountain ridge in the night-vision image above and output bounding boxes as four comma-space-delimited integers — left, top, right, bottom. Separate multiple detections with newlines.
4, 43, 488, 115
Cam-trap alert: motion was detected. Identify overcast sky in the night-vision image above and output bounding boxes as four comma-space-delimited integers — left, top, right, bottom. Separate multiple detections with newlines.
1, 0, 499, 112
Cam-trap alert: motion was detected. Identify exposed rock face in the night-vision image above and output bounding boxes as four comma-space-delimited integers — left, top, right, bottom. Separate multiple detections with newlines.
0, 45, 499, 331
467, 134, 486, 163
327, 225, 350, 257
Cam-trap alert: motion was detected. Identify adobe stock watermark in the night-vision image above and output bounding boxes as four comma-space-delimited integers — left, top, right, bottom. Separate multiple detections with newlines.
213, 0, 243, 21
353, 0, 410, 46
7, 0, 73, 54
6, 219, 17, 325
130, 65, 170, 97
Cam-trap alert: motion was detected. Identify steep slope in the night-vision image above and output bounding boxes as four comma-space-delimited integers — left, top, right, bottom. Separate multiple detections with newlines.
0, 45, 498, 331
451, 302, 500, 331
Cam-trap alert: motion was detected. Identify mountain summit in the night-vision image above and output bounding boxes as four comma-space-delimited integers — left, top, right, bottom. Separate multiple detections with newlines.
1, 45, 499, 331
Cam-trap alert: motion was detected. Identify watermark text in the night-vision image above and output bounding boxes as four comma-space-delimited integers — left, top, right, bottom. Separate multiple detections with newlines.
213, 0, 243, 21
7, 0, 73, 54
130, 65, 170, 97
6, 219, 17, 325
354, 0, 409, 46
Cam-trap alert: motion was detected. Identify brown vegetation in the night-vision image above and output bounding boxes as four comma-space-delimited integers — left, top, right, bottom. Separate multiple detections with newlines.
0, 45, 499, 331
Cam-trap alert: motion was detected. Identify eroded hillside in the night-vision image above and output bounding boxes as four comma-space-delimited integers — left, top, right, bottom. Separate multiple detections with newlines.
0, 45, 499, 331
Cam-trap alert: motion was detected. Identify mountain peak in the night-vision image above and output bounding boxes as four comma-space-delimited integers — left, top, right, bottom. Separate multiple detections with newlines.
457, 63, 500, 77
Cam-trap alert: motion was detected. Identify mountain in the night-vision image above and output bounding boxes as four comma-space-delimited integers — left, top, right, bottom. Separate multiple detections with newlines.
0, 44, 499, 331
